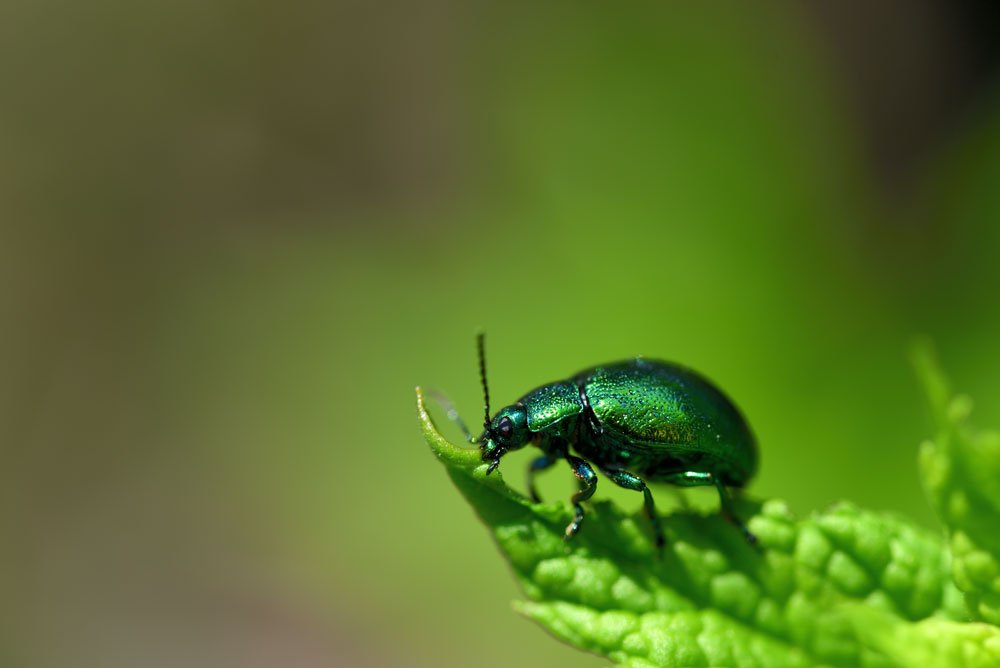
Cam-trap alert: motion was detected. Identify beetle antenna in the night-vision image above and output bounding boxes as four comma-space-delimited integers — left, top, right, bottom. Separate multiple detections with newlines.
477, 332, 491, 434
426, 389, 475, 444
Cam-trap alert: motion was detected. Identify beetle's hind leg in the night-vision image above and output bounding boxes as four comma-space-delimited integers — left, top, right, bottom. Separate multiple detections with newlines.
714, 478, 757, 546
564, 455, 597, 540
601, 469, 664, 551
663, 471, 757, 546
526, 454, 556, 503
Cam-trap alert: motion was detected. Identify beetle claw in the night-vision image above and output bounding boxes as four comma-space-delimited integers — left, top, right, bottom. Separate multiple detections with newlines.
486, 458, 500, 475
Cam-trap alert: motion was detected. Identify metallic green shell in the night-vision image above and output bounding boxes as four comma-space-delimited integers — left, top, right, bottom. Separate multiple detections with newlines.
520, 381, 583, 433
573, 358, 756, 486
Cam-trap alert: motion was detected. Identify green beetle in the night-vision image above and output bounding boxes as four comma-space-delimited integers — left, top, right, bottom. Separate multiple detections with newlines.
437, 335, 758, 548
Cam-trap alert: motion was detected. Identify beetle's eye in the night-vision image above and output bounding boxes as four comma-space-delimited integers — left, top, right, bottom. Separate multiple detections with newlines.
498, 416, 513, 439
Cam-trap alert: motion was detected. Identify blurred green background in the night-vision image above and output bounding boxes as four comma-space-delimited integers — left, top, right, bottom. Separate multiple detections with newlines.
3, 1, 1000, 666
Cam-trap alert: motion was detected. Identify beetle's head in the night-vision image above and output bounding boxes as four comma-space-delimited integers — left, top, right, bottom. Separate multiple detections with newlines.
474, 333, 530, 475
480, 404, 529, 474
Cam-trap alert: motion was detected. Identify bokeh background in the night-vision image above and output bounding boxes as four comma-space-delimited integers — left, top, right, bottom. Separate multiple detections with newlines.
3, 1, 1000, 666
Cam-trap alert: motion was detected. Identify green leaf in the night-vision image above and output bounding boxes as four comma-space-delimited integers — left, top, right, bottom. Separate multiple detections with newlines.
847, 605, 1000, 667
914, 344, 1000, 625
417, 388, 966, 667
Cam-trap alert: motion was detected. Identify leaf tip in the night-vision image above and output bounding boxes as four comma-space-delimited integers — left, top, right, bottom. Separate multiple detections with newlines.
416, 386, 484, 471
910, 338, 952, 423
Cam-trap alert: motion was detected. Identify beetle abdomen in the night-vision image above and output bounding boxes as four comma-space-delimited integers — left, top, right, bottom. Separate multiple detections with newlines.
576, 359, 757, 485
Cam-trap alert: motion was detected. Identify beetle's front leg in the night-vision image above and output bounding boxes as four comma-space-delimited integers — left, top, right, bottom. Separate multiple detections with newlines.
564, 455, 597, 540
526, 454, 556, 503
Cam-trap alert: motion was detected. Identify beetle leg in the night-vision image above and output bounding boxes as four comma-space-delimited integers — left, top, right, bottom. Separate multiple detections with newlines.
713, 477, 757, 546
526, 454, 556, 503
564, 455, 597, 540
662, 471, 757, 546
661, 470, 713, 487
601, 468, 664, 551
